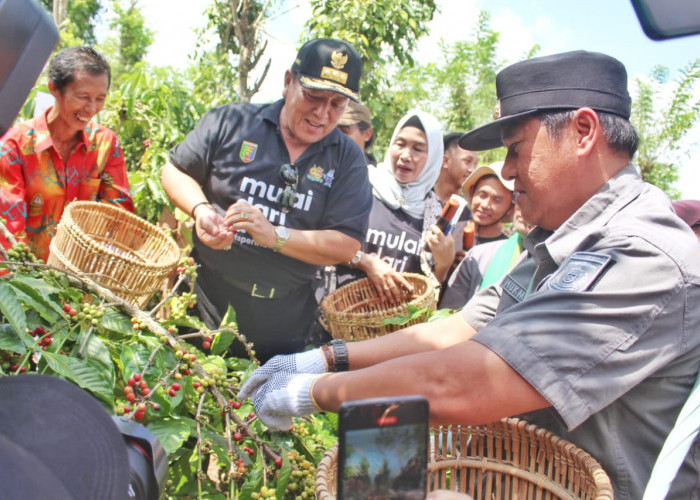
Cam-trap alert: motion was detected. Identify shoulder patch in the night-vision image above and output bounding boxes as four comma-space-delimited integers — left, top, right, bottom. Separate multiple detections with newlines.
547, 252, 612, 292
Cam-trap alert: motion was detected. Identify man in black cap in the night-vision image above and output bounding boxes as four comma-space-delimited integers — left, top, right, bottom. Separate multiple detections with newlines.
161, 38, 372, 362
240, 50, 700, 498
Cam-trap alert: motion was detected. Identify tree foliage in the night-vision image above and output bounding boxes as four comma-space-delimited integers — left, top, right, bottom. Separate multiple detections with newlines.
631, 59, 700, 198
41, 0, 103, 47
196, 0, 280, 102
107, 0, 155, 78
305, 0, 437, 106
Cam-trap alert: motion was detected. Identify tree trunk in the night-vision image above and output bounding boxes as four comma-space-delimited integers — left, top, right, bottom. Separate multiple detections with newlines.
53, 0, 68, 27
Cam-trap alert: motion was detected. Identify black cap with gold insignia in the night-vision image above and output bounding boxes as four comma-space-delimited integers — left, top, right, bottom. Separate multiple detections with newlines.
291, 38, 362, 102
459, 50, 631, 151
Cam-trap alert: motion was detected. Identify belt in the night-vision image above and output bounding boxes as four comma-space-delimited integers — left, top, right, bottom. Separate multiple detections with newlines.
226, 277, 292, 299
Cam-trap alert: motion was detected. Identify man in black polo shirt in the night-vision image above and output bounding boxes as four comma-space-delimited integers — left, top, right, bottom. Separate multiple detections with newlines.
161, 38, 372, 362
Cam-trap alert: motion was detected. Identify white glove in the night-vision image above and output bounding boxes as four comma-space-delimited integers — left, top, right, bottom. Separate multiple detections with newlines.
238, 349, 326, 401
252, 372, 321, 430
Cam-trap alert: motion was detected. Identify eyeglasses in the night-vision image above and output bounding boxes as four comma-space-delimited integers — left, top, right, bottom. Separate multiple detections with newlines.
278, 163, 299, 213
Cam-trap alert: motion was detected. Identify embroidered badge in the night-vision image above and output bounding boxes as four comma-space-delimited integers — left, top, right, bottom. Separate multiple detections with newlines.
547, 252, 612, 292
307, 165, 324, 182
322, 169, 335, 188
331, 50, 348, 69
239, 141, 258, 163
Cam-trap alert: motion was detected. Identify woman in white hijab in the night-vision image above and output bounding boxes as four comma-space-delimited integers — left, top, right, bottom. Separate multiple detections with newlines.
338, 110, 455, 303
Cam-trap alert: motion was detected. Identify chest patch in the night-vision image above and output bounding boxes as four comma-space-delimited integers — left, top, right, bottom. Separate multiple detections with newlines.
547, 252, 612, 292
239, 141, 258, 163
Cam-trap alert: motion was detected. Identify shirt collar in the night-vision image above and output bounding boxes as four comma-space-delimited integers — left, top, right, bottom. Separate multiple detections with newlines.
524, 164, 645, 265
34, 106, 91, 154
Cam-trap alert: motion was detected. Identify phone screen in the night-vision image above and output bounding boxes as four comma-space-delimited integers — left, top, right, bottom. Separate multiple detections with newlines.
338, 396, 429, 500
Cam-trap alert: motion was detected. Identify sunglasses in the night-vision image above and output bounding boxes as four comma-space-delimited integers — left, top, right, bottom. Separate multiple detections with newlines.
278, 163, 299, 213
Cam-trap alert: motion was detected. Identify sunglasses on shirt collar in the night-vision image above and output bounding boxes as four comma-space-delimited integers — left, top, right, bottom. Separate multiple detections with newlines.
278, 163, 299, 213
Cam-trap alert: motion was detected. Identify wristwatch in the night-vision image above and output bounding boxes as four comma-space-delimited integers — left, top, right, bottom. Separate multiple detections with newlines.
272, 225, 290, 252
349, 250, 363, 266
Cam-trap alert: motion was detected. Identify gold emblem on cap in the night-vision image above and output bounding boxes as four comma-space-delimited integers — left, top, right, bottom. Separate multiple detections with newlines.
320, 67, 348, 84
493, 101, 501, 120
331, 50, 348, 69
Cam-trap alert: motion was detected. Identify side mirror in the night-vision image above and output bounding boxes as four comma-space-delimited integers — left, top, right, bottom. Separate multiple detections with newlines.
630, 0, 700, 40
0, 0, 58, 136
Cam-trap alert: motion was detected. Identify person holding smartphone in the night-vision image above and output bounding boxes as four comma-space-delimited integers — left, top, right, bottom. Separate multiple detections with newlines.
240, 51, 700, 499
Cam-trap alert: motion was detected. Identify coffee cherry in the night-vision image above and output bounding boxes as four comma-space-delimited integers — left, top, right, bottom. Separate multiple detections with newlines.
232, 401, 242, 409
233, 432, 242, 441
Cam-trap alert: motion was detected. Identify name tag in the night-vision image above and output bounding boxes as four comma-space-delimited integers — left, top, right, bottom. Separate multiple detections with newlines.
502, 275, 527, 303
547, 252, 612, 292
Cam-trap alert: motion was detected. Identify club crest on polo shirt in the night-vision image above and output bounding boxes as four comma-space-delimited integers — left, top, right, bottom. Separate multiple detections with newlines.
239, 141, 258, 163
306, 165, 335, 187
547, 252, 612, 292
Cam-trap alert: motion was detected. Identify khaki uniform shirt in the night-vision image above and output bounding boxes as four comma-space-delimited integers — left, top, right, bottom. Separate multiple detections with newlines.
462, 165, 700, 499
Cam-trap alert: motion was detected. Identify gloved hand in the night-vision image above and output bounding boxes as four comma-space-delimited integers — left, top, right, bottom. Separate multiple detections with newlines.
252, 372, 322, 430
238, 349, 326, 402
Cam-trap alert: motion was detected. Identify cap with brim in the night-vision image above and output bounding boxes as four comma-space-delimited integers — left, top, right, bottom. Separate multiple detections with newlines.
338, 100, 372, 126
292, 38, 362, 102
0, 374, 129, 499
459, 50, 631, 151
672, 200, 700, 227
462, 162, 514, 200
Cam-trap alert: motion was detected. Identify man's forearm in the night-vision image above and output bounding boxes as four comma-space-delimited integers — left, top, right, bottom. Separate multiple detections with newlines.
279, 229, 360, 265
346, 312, 476, 369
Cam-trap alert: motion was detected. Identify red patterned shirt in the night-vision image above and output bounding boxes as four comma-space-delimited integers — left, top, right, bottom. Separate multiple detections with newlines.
0, 108, 134, 261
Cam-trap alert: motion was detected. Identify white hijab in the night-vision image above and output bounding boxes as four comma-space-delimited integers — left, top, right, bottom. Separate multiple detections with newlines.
368, 110, 444, 219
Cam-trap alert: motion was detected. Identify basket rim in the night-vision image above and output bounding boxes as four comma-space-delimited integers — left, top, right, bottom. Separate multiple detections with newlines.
315, 417, 614, 500
56, 200, 179, 271
320, 272, 435, 319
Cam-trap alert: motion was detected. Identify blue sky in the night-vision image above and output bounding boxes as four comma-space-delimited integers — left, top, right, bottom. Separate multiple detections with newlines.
142, 0, 700, 199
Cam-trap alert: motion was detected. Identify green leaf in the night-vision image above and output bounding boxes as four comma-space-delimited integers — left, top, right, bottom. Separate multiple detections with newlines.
42, 352, 114, 405
220, 304, 237, 326
275, 456, 291, 499
8, 280, 61, 323
100, 308, 134, 337
0, 324, 27, 354
210, 329, 235, 356
80, 333, 115, 385
0, 281, 27, 339
10, 276, 64, 320
238, 455, 263, 498
146, 418, 193, 454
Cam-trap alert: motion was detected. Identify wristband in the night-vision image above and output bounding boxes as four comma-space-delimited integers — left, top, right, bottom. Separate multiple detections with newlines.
321, 344, 335, 372
329, 339, 349, 372
191, 201, 212, 220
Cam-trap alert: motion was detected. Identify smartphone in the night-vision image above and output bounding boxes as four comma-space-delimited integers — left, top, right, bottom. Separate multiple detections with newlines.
337, 396, 429, 500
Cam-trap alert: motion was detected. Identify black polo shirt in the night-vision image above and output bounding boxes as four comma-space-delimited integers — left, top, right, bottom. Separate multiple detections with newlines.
169, 99, 372, 291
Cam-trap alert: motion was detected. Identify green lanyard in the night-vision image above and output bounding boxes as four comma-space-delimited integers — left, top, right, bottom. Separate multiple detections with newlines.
479, 232, 523, 290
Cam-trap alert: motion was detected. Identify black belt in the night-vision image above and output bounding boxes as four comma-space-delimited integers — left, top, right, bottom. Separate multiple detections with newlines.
226, 277, 293, 299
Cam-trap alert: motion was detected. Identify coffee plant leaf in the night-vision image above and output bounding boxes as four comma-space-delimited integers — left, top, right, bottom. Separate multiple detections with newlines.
42, 352, 114, 406
79, 332, 115, 383
210, 329, 235, 356
0, 281, 27, 339
221, 304, 237, 326
146, 417, 194, 455
0, 323, 26, 354
239, 455, 264, 498
9, 276, 64, 321
99, 308, 135, 338
275, 456, 292, 499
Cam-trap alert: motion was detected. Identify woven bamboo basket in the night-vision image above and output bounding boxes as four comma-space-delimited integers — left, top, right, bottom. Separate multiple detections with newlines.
47, 201, 180, 307
315, 418, 614, 500
320, 273, 437, 341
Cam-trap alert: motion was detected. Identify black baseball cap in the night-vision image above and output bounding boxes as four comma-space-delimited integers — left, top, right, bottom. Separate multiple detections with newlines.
291, 38, 362, 102
0, 375, 129, 499
459, 50, 631, 151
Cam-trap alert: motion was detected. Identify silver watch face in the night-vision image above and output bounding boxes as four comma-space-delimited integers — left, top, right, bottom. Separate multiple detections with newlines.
275, 226, 290, 239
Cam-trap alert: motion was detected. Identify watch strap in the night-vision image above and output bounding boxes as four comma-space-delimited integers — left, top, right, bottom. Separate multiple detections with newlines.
329, 339, 349, 372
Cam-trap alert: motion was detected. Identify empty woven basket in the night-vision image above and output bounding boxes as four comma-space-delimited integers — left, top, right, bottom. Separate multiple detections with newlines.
47, 201, 180, 307
315, 417, 614, 500
320, 273, 437, 341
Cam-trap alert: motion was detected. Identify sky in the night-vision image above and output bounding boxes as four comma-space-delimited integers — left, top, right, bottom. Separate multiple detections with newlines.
135, 0, 700, 200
